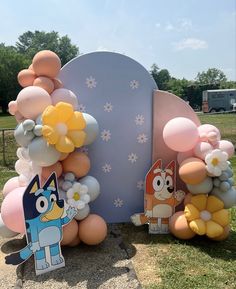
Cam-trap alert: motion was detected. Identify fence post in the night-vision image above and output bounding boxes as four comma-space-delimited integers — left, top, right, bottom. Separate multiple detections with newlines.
2, 129, 6, 166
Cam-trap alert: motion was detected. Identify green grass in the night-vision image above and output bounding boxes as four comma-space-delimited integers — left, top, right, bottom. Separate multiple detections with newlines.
0, 114, 16, 129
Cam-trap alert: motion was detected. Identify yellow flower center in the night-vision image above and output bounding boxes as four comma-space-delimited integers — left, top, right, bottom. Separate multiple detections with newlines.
56, 123, 68, 136
73, 192, 80, 201
211, 158, 219, 166
200, 210, 211, 221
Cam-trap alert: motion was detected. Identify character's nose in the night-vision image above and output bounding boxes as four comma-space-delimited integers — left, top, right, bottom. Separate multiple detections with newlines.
57, 200, 64, 208
167, 186, 174, 193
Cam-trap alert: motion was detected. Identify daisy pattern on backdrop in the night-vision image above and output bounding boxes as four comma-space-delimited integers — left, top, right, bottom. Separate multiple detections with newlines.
128, 153, 138, 163
130, 80, 139, 89
101, 129, 111, 142
114, 198, 124, 208
77, 103, 86, 112
137, 133, 148, 144
86, 76, 97, 88
78, 146, 89, 155
102, 163, 112, 173
104, 102, 113, 112
137, 180, 144, 190
135, 114, 144, 126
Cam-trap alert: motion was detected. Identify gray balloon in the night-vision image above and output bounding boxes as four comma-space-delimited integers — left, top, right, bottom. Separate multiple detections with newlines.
82, 113, 99, 145
0, 214, 18, 238
28, 137, 61, 167
14, 123, 35, 147
187, 177, 213, 195
22, 119, 35, 131
80, 175, 100, 202
74, 204, 90, 220
211, 187, 236, 209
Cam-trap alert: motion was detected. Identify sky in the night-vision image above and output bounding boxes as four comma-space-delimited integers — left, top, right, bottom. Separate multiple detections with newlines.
0, 0, 235, 80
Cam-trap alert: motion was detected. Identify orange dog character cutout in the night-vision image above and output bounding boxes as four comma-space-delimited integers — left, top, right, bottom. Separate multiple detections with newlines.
131, 159, 185, 234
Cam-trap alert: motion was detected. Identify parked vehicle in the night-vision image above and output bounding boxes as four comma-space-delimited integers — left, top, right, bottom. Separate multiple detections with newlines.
202, 89, 236, 113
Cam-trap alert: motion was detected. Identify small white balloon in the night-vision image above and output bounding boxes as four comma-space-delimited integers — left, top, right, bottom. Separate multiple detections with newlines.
74, 204, 90, 220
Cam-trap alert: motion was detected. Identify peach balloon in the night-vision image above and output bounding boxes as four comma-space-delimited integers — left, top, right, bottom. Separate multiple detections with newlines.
68, 233, 81, 247
211, 225, 230, 241
53, 78, 63, 89
177, 149, 194, 165
3, 176, 22, 197
16, 86, 52, 119
14, 111, 25, 123
33, 76, 55, 94
179, 157, 207, 185
79, 214, 107, 245
28, 64, 34, 70
184, 194, 192, 206
32, 50, 61, 78
61, 219, 79, 246
169, 211, 196, 240
17, 69, 36, 87
62, 152, 90, 178
8, 101, 18, 115
59, 153, 69, 161
41, 162, 62, 179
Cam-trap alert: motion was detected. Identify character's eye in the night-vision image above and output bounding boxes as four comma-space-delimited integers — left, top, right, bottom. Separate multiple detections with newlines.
36, 196, 49, 213
165, 176, 173, 187
152, 176, 164, 192
50, 194, 57, 203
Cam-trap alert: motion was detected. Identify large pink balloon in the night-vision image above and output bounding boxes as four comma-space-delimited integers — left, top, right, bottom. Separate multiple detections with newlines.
194, 141, 213, 160
177, 149, 194, 165
163, 117, 199, 152
1, 187, 26, 233
198, 124, 221, 145
214, 140, 235, 158
51, 88, 78, 109
16, 86, 52, 119
2, 177, 22, 197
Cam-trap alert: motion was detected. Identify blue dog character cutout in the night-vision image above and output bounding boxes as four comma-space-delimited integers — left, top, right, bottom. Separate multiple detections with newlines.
5, 173, 77, 275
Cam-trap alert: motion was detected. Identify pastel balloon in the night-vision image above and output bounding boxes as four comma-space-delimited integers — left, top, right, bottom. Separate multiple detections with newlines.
3, 176, 22, 197
215, 140, 235, 158
17, 69, 36, 87
198, 124, 221, 144
75, 204, 90, 221
28, 64, 33, 70
163, 117, 199, 152
33, 124, 43, 136
16, 86, 52, 119
169, 211, 196, 240
61, 219, 79, 246
194, 142, 213, 160
14, 123, 35, 147
62, 152, 90, 178
80, 176, 100, 202
33, 76, 54, 94
53, 78, 63, 89
0, 214, 18, 238
184, 194, 192, 206
82, 113, 99, 145
51, 88, 78, 110
179, 157, 207, 185
32, 50, 61, 78
177, 150, 194, 165
14, 111, 25, 123
211, 187, 236, 209
28, 137, 61, 167
8, 101, 18, 115
211, 225, 230, 241
59, 153, 69, 161
79, 214, 107, 245
68, 234, 81, 247
186, 177, 213, 195
1, 187, 26, 233
41, 161, 62, 179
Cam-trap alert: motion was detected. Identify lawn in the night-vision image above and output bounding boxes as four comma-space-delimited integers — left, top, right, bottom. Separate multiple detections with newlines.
0, 113, 16, 129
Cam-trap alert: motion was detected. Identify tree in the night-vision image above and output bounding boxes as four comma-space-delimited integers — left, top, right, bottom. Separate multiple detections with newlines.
195, 68, 227, 85
150, 64, 171, 90
16, 31, 79, 66
167, 78, 189, 99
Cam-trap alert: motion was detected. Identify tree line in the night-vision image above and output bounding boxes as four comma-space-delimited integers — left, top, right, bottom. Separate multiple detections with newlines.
0, 30, 235, 113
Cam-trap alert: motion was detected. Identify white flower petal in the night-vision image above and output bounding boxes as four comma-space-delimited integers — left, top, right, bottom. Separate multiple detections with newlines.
67, 188, 74, 199
81, 194, 90, 204
213, 167, 222, 177
77, 201, 85, 209
80, 185, 88, 195
73, 182, 81, 192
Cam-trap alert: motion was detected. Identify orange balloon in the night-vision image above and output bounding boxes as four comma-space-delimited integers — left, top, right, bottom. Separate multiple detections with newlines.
68, 231, 81, 247
32, 50, 61, 78
17, 69, 36, 87
179, 157, 207, 185
184, 193, 192, 206
79, 214, 107, 245
62, 152, 90, 178
41, 162, 62, 179
33, 76, 54, 94
211, 225, 230, 241
61, 219, 79, 246
169, 211, 196, 240
53, 78, 63, 89
28, 64, 34, 70
59, 153, 69, 161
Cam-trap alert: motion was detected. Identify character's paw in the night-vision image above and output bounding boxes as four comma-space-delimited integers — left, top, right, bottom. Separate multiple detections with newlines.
145, 210, 153, 218
131, 214, 142, 226
66, 206, 77, 219
149, 223, 161, 234
30, 241, 40, 253
36, 258, 49, 270
161, 224, 170, 234
175, 190, 185, 202
51, 254, 64, 266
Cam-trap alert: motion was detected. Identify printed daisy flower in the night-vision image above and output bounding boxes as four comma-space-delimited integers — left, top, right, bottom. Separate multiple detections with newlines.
184, 194, 229, 238
42, 102, 86, 153
114, 198, 124, 208
66, 182, 90, 210
86, 76, 97, 88
205, 149, 229, 176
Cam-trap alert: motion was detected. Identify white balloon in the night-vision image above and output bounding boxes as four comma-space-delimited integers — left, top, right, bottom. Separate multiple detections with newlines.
74, 204, 90, 220
82, 113, 99, 145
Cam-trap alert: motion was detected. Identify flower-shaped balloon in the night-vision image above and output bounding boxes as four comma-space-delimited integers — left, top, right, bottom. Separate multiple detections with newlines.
184, 194, 229, 238
42, 102, 86, 153
66, 182, 90, 209
205, 149, 229, 177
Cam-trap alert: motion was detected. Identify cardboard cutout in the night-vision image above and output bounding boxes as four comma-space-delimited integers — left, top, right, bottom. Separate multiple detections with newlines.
5, 173, 77, 275
131, 159, 185, 234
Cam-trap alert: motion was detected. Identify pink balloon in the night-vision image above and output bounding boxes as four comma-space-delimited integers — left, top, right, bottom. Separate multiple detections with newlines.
2, 177, 22, 197
51, 88, 78, 109
163, 117, 199, 152
194, 142, 213, 160
8, 101, 18, 115
1, 187, 26, 233
215, 140, 235, 158
198, 124, 221, 145
177, 150, 194, 165
14, 111, 25, 123
17, 86, 52, 119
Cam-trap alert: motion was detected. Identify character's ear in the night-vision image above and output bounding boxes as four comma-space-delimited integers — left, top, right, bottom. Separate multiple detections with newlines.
165, 160, 176, 175
25, 175, 40, 195
152, 159, 162, 173
145, 159, 162, 195
43, 172, 58, 191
